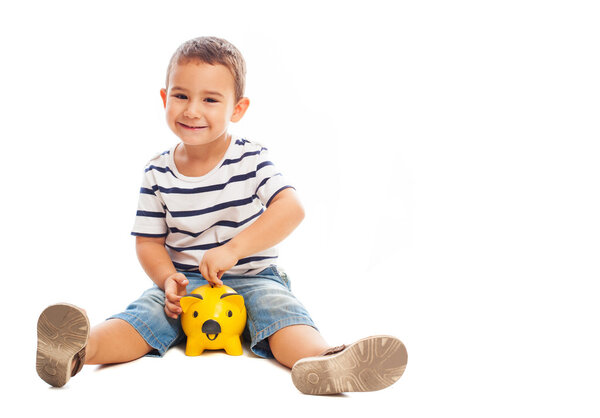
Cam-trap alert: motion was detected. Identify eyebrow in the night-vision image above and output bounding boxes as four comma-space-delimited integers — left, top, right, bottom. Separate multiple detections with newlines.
170, 87, 225, 98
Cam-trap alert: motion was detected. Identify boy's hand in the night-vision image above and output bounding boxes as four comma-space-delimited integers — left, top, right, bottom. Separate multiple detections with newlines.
199, 245, 239, 287
163, 272, 189, 319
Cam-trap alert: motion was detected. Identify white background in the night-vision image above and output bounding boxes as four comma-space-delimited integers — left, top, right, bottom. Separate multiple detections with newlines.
1, 0, 598, 416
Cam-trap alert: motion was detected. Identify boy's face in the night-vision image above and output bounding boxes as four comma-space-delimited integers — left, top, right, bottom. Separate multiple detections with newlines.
160, 61, 248, 147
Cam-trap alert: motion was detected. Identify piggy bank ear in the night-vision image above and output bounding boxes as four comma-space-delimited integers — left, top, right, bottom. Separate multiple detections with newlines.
221, 293, 244, 311
180, 295, 203, 313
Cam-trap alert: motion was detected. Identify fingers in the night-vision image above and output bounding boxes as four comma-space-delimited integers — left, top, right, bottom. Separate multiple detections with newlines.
171, 272, 189, 290
164, 305, 179, 320
165, 273, 189, 295
164, 273, 189, 319
210, 274, 224, 287
199, 263, 208, 282
200, 262, 223, 287
164, 290, 182, 319
166, 291, 182, 309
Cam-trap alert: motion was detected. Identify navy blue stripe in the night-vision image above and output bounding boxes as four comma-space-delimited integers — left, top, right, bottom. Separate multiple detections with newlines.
235, 138, 250, 146
257, 161, 274, 171
173, 261, 199, 271
136, 210, 166, 218
140, 187, 155, 195
221, 148, 267, 167
173, 256, 278, 272
266, 186, 294, 207
236, 255, 278, 266
145, 165, 177, 177
179, 256, 278, 270
169, 208, 264, 238
147, 171, 257, 195
170, 196, 255, 218
166, 238, 232, 253
255, 173, 283, 195
131, 232, 168, 238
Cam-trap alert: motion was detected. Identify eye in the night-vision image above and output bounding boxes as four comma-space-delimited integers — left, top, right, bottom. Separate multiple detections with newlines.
204, 97, 218, 103
193, 311, 198, 318
173, 94, 188, 100
227, 310, 233, 317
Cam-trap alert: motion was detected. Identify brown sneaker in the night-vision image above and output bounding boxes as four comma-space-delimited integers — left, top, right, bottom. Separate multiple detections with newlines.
291, 335, 407, 395
36, 303, 90, 387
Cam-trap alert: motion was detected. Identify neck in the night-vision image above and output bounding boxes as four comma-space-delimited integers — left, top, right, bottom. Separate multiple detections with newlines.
174, 134, 232, 177
181, 133, 231, 162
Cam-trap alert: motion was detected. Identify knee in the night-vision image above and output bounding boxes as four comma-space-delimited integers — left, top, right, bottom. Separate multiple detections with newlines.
268, 333, 295, 368
85, 319, 152, 365
268, 325, 329, 368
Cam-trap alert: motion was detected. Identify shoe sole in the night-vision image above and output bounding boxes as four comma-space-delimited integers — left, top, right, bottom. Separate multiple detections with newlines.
291, 335, 407, 395
36, 303, 89, 387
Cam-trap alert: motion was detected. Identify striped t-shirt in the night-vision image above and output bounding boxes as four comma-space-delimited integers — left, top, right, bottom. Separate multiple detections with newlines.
131, 137, 293, 276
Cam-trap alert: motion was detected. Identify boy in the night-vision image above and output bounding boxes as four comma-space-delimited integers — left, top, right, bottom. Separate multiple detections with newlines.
36, 36, 407, 394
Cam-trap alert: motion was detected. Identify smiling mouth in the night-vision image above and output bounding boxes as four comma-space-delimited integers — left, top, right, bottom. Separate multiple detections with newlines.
178, 122, 207, 130
206, 334, 219, 341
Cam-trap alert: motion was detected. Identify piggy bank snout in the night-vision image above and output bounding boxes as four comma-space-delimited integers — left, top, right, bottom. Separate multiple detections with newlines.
202, 319, 222, 339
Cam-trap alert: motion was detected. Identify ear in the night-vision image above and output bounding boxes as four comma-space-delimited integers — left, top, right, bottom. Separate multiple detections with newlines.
221, 294, 245, 311
230, 97, 250, 123
180, 295, 202, 313
160, 88, 168, 108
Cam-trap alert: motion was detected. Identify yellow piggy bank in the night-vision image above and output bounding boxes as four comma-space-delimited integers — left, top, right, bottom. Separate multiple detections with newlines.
180, 284, 246, 356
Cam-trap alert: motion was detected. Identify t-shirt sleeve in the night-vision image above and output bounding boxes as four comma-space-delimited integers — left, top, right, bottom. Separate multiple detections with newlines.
254, 147, 294, 207
131, 168, 168, 237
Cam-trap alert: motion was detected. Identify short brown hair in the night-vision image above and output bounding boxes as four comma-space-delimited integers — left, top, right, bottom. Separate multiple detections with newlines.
165, 36, 246, 101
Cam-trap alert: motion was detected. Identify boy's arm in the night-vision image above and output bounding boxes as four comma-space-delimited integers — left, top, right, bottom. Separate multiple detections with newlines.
200, 187, 305, 285
135, 236, 177, 288
136, 236, 189, 318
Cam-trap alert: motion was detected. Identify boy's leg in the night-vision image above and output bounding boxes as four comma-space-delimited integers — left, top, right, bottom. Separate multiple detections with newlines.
268, 324, 330, 368
37, 282, 185, 387
37, 304, 155, 387
85, 318, 153, 365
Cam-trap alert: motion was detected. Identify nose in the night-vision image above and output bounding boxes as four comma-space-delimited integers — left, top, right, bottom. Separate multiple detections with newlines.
183, 100, 202, 118
202, 319, 221, 335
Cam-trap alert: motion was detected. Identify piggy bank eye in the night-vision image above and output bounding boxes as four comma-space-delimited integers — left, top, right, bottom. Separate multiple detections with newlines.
193, 311, 198, 318
228, 310, 233, 317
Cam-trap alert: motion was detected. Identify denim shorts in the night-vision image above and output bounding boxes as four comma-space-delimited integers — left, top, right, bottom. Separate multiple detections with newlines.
108, 266, 317, 358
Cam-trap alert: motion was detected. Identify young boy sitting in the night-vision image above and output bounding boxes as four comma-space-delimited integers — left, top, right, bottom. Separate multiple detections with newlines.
35, 36, 407, 395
